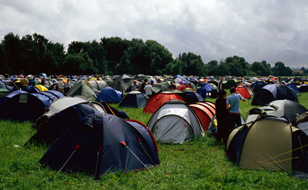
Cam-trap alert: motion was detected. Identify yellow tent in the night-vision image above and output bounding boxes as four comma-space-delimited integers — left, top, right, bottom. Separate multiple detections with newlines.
35, 85, 48, 91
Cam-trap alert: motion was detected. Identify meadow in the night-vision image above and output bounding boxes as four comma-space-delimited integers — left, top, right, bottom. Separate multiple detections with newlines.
1, 93, 308, 189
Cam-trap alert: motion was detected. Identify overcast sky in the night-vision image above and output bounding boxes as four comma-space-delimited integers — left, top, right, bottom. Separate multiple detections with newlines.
1, 0, 308, 68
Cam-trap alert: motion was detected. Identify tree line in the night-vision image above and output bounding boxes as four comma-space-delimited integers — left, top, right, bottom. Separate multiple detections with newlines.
0, 32, 298, 76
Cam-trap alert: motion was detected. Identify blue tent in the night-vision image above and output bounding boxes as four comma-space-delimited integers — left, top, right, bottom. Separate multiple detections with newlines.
40, 113, 159, 179
119, 91, 148, 108
286, 83, 300, 94
250, 81, 267, 94
183, 89, 205, 104
96, 87, 122, 103
251, 84, 298, 106
197, 83, 214, 99
0, 90, 64, 121
28, 100, 102, 145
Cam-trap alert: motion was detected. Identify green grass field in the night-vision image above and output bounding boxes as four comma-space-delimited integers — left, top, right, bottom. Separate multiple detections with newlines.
1, 93, 308, 189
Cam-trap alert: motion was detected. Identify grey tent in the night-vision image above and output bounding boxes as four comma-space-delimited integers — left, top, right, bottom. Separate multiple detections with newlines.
112, 74, 134, 92
66, 80, 96, 100
147, 100, 204, 144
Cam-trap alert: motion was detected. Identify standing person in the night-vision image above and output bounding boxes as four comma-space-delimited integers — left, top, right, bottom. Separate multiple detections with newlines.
215, 90, 229, 142
144, 82, 153, 98
226, 87, 246, 131
218, 77, 224, 92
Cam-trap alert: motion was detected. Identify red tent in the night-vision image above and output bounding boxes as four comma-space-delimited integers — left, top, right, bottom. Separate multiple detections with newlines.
190, 103, 215, 131
143, 92, 184, 114
236, 86, 251, 99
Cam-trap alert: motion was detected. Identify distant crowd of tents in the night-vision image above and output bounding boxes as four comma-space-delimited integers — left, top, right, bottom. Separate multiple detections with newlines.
1, 73, 308, 179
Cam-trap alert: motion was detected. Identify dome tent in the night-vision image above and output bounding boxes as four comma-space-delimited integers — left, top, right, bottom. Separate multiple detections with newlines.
27, 96, 106, 145
40, 113, 159, 179
96, 87, 122, 103
147, 100, 204, 144
226, 116, 308, 174
143, 91, 184, 114
119, 91, 148, 108
0, 90, 64, 121
251, 84, 298, 106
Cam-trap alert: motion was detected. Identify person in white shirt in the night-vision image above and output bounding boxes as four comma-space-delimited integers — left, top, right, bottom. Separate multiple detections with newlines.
144, 82, 153, 98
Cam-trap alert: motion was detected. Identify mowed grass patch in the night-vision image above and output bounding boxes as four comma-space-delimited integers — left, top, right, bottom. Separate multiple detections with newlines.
0, 93, 308, 189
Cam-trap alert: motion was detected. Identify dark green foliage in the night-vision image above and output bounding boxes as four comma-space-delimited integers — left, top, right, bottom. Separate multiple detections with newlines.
0, 32, 302, 76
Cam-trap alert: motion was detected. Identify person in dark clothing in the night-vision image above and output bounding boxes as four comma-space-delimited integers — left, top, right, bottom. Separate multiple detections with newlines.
215, 90, 229, 142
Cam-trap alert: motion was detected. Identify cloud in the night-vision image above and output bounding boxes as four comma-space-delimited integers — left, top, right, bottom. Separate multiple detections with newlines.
1, 0, 308, 68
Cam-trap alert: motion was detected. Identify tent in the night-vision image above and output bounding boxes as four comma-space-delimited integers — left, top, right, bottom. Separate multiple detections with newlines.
119, 91, 148, 108
0, 90, 64, 121
226, 116, 308, 173
189, 102, 215, 131
236, 86, 251, 99
286, 83, 300, 94
152, 82, 170, 94
250, 81, 267, 94
197, 83, 214, 99
66, 80, 97, 100
246, 99, 307, 124
182, 90, 205, 104
293, 112, 308, 136
28, 96, 105, 145
143, 91, 184, 114
96, 87, 122, 103
112, 74, 134, 92
40, 113, 159, 179
251, 84, 298, 106
147, 100, 204, 144
88, 80, 107, 91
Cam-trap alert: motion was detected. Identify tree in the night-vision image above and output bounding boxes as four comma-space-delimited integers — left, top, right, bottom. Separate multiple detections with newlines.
271, 61, 292, 76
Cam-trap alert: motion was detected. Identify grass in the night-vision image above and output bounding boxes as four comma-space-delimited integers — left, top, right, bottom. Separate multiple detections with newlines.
1, 93, 308, 189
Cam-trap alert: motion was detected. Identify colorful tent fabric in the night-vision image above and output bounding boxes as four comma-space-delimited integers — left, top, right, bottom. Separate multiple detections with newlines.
143, 92, 184, 114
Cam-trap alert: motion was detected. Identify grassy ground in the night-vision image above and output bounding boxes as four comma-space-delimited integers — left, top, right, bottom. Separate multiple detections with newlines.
1, 93, 308, 189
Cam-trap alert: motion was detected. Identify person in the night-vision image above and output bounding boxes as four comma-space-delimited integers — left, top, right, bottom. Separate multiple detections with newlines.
215, 90, 229, 142
218, 77, 224, 92
226, 87, 246, 131
144, 81, 153, 98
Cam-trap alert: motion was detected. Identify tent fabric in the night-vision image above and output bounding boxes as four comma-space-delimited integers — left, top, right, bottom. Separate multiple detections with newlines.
0, 90, 64, 121
293, 112, 308, 136
28, 103, 103, 145
40, 113, 159, 179
189, 103, 215, 131
147, 100, 204, 144
66, 80, 97, 100
226, 116, 308, 173
152, 82, 170, 94
250, 81, 267, 94
251, 84, 298, 106
96, 87, 122, 103
197, 83, 214, 99
246, 99, 307, 123
182, 90, 205, 104
286, 83, 300, 94
119, 91, 148, 108
143, 92, 184, 114
236, 86, 251, 99
88, 80, 107, 91
112, 74, 134, 92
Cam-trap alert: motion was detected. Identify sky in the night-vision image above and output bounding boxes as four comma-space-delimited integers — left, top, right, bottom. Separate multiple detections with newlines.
1, 0, 308, 68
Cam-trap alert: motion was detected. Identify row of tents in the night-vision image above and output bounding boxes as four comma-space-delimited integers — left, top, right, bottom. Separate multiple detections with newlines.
2, 73, 308, 179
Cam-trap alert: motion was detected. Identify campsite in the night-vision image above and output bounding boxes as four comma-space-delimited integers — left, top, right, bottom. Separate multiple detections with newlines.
1, 75, 308, 189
